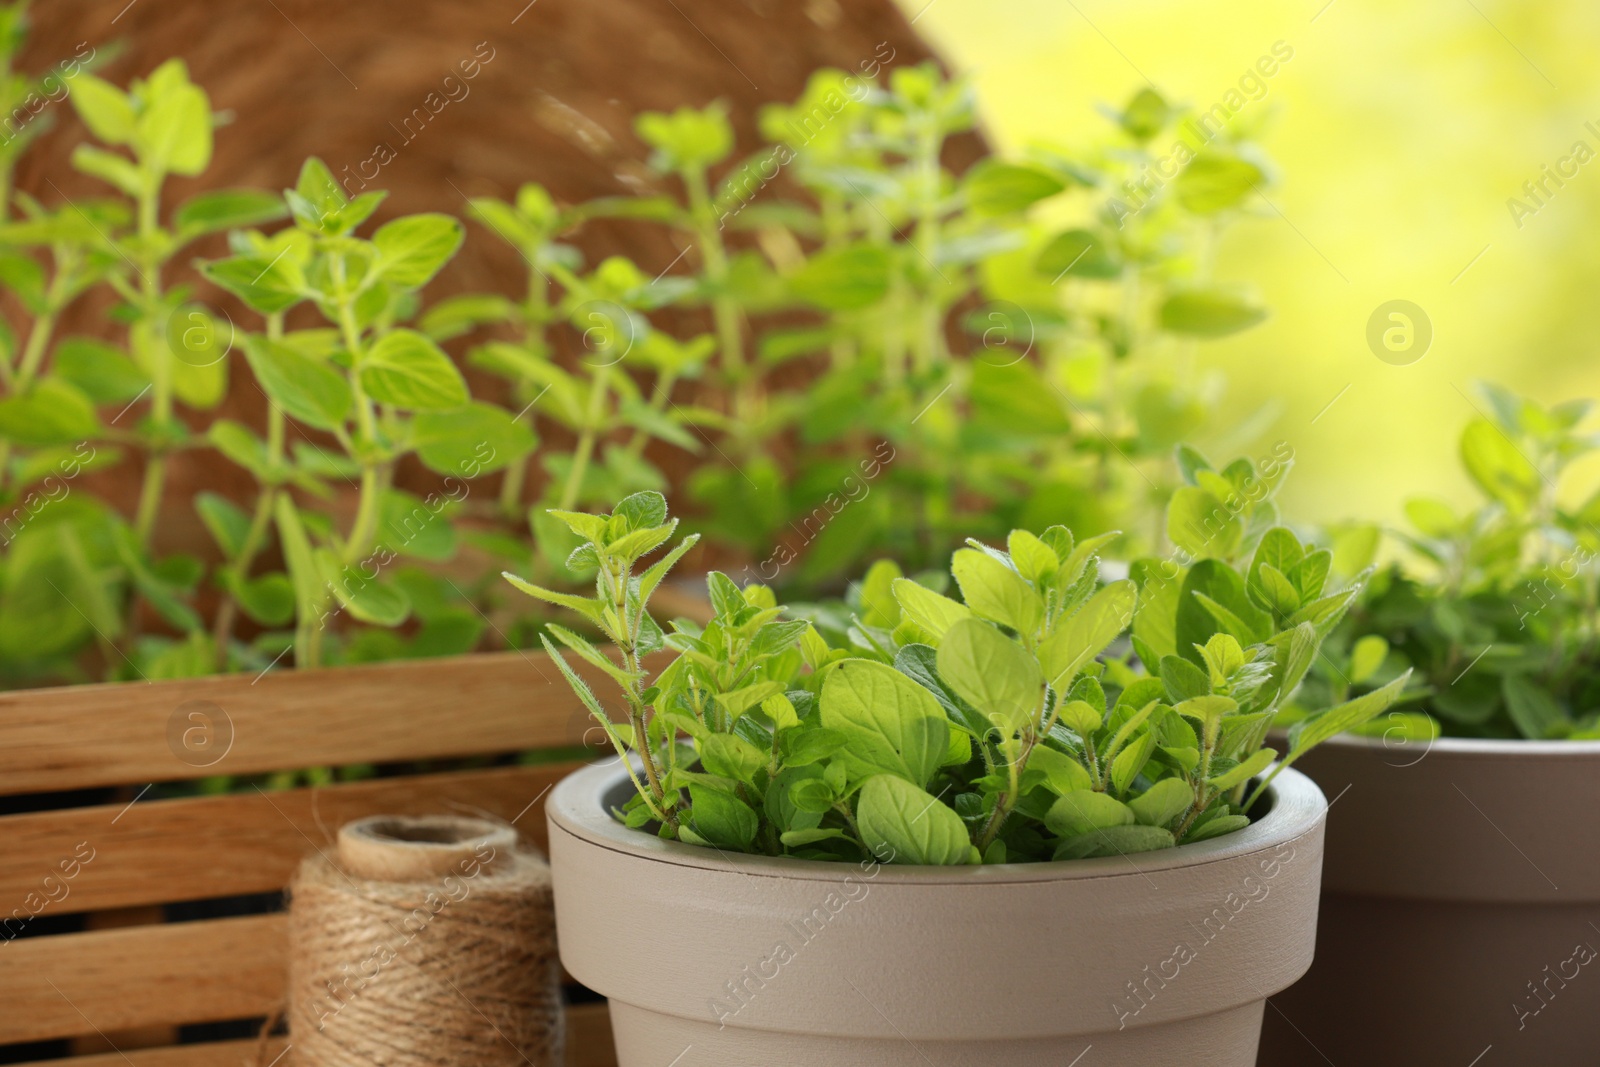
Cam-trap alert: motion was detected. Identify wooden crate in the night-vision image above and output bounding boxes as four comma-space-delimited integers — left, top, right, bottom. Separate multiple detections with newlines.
0, 650, 627, 1066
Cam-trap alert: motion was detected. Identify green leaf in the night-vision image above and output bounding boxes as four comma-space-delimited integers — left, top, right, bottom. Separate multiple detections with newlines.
54, 338, 149, 403
502, 572, 604, 625
195, 492, 251, 557
1127, 777, 1194, 827
1159, 287, 1268, 338
420, 293, 516, 341
210, 420, 271, 480
699, 733, 767, 783
274, 496, 323, 627
0, 379, 101, 445
856, 775, 973, 866
936, 618, 1043, 736
1130, 559, 1184, 663
412, 402, 535, 476
963, 160, 1065, 215
767, 765, 824, 832
1053, 824, 1175, 860
1167, 486, 1241, 559
789, 777, 837, 815
1110, 729, 1157, 794
819, 659, 949, 788
1286, 673, 1412, 756
791, 244, 891, 311
69, 74, 136, 145
1120, 87, 1171, 140
686, 783, 758, 851
377, 490, 456, 561
891, 578, 971, 641
235, 574, 296, 627
1460, 417, 1540, 513
951, 548, 1043, 635
780, 828, 850, 848
1027, 744, 1093, 795
714, 682, 785, 721
1035, 227, 1119, 280
138, 80, 212, 176
1176, 561, 1271, 665
175, 190, 288, 239
1206, 747, 1275, 791
1175, 151, 1266, 214
1187, 814, 1251, 842
360, 329, 469, 410
1044, 790, 1135, 837
1250, 526, 1303, 588
373, 213, 464, 288
636, 104, 734, 170
1502, 674, 1567, 740
1038, 578, 1136, 689
202, 250, 307, 315
1055, 699, 1102, 738
243, 336, 352, 431
893, 643, 992, 739
318, 548, 411, 626
1348, 635, 1389, 686
0, 531, 96, 659
69, 145, 142, 195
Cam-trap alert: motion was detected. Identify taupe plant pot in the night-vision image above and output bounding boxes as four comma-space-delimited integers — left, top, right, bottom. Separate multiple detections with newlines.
547, 761, 1328, 1066
1257, 736, 1600, 1067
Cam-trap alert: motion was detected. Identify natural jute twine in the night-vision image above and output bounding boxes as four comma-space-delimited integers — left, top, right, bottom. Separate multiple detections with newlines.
286, 814, 563, 1066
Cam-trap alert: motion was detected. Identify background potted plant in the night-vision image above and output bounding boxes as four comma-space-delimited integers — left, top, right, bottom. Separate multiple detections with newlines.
1258, 383, 1600, 1065
529, 488, 1404, 1065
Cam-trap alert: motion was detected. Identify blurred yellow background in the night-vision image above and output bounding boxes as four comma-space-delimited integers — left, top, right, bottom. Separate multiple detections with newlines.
906, 0, 1600, 526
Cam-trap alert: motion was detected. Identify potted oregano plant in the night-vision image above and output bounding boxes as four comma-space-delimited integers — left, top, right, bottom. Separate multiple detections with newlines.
1259, 383, 1600, 1066
521, 488, 1404, 1065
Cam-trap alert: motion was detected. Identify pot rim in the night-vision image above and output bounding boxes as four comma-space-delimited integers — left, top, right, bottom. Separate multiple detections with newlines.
1317, 731, 1600, 759
547, 757, 1326, 885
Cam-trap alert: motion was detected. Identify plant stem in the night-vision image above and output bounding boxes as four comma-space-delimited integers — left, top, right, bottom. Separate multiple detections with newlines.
976, 733, 1035, 853
685, 165, 751, 436
558, 364, 610, 510
211, 315, 286, 669
498, 261, 549, 519
606, 555, 675, 830
0, 250, 72, 490
623, 367, 679, 462
132, 185, 169, 550
912, 117, 944, 378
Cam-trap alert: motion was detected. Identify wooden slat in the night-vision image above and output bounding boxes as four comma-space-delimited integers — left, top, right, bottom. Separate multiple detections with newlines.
0, 648, 663, 796
9, 1002, 617, 1066
0, 915, 285, 1044
0, 762, 585, 916
13, 1039, 274, 1067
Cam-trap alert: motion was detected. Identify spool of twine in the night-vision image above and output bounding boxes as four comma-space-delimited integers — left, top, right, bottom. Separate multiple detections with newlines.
287, 814, 563, 1066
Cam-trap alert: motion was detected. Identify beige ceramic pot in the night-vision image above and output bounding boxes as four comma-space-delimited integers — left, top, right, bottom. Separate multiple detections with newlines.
1257, 735, 1600, 1067
548, 760, 1327, 1066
